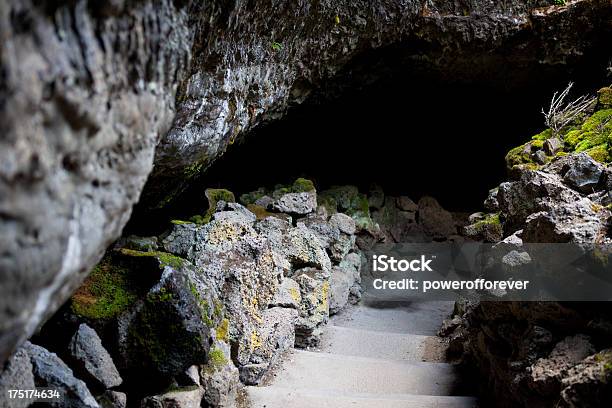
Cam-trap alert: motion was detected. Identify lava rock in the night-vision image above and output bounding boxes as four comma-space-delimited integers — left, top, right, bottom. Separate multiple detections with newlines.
417, 196, 457, 239
562, 153, 604, 194
269, 278, 302, 309
329, 213, 357, 235
69, 324, 122, 389
294, 269, 330, 348
530, 335, 596, 396
141, 386, 205, 408
0, 346, 35, 408
97, 391, 127, 408
544, 138, 563, 155
25, 342, 99, 408
272, 191, 317, 215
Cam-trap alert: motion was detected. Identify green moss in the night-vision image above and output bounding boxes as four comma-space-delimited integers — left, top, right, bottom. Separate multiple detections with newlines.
561, 109, 612, 163
598, 87, 612, 108
240, 188, 266, 205
71, 258, 137, 320
171, 219, 192, 225
473, 213, 501, 229
118, 249, 185, 270
505, 142, 539, 170
208, 347, 227, 368
532, 128, 553, 141
216, 318, 229, 342
291, 178, 315, 193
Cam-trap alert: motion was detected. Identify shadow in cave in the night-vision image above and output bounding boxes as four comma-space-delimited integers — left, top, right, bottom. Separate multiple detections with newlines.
126, 52, 611, 236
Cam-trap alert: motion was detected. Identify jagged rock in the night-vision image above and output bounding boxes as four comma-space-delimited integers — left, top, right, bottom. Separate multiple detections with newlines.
3, 0, 611, 366
396, 196, 418, 212
140, 386, 205, 408
239, 363, 269, 386
294, 269, 330, 348
329, 234, 356, 263
329, 213, 357, 235
417, 196, 457, 239
241, 307, 298, 384
0, 346, 35, 408
200, 342, 239, 407
121, 264, 211, 377
497, 168, 604, 244
69, 324, 122, 389
561, 153, 604, 194
97, 391, 127, 408
501, 250, 532, 270
463, 213, 503, 243
25, 342, 99, 408
372, 198, 420, 242
269, 278, 302, 309
329, 252, 362, 313
560, 349, 612, 407
530, 335, 596, 396
544, 138, 564, 156
300, 217, 340, 249
532, 150, 548, 165
272, 191, 317, 215
179, 366, 200, 387
329, 267, 353, 315
484, 188, 500, 212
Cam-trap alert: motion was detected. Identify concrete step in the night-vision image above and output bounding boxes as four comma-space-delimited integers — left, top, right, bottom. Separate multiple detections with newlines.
267, 350, 468, 396
246, 387, 479, 408
331, 299, 454, 335
319, 326, 445, 361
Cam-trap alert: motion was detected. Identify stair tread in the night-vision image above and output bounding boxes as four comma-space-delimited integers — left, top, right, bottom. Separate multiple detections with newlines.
246, 386, 478, 408
331, 299, 454, 335
320, 326, 445, 361
266, 350, 467, 396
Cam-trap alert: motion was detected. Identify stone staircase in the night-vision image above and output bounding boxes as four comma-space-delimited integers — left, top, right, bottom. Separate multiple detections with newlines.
246, 298, 478, 407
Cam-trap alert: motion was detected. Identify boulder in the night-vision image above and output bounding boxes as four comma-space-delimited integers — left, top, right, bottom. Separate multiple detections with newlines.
97, 391, 127, 408
329, 213, 357, 235
417, 196, 457, 239
25, 342, 99, 408
294, 269, 330, 348
120, 264, 211, 377
544, 138, 564, 155
0, 346, 35, 408
140, 386, 205, 408
269, 278, 302, 309
530, 335, 596, 396
68, 323, 122, 389
272, 191, 317, 215
396, 196, 418, 212
561, 153, 604, 194
560, 349, 612, 407
200, 342, 239, 408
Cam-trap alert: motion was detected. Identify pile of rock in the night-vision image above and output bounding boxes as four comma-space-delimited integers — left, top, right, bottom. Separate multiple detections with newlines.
443, 147, 612, 406
1, 179, 366, 407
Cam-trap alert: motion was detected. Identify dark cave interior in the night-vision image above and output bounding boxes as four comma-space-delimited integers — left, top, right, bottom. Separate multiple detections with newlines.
127, 43, 612, 236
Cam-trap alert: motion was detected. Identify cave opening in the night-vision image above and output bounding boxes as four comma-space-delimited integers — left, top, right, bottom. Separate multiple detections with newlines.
126, 41, 612, 236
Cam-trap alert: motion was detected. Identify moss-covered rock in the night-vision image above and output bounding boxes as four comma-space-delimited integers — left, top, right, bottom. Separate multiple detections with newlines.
126, 267, 211, 377
463, 213, 504, 243
506, 106, 612, 171
597, 87, 612, 109
318, 186, 375, 231
71, 257, 138, 320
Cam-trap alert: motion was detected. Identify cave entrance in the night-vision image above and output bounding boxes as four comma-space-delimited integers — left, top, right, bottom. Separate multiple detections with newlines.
126, 43, 612, 236
175, 72, 607, 216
